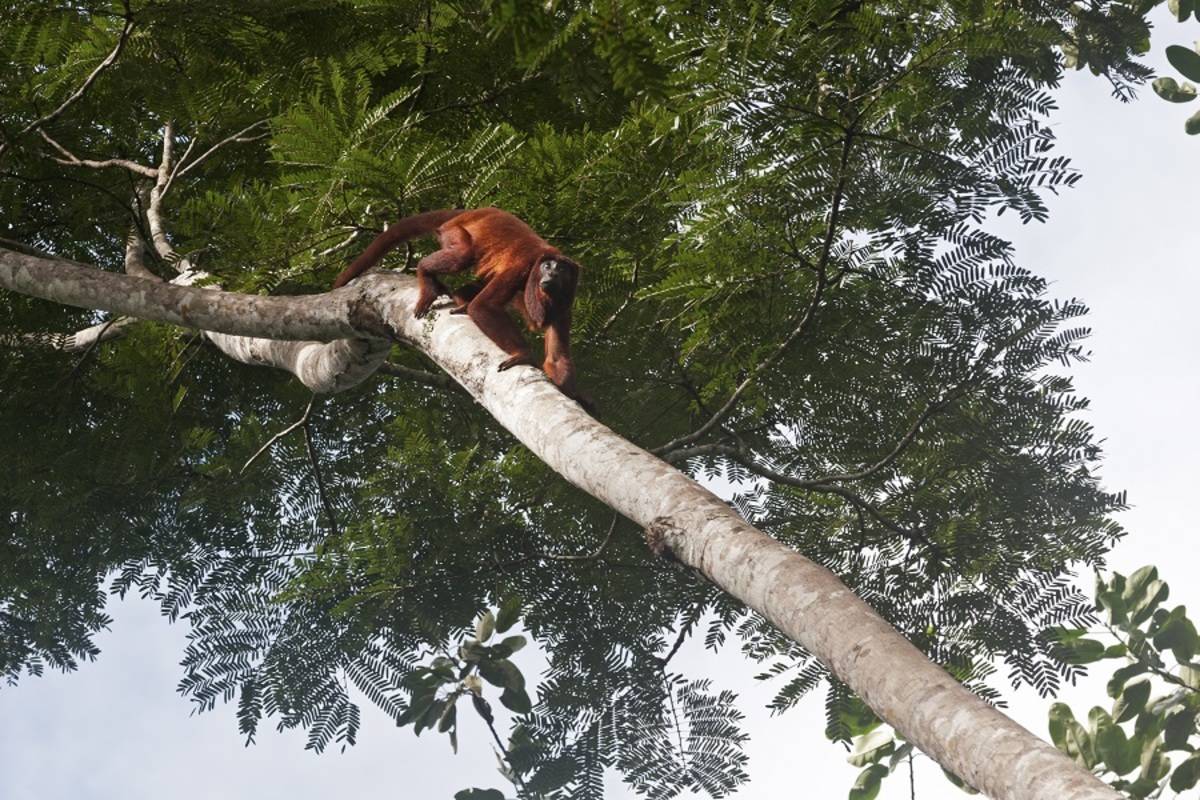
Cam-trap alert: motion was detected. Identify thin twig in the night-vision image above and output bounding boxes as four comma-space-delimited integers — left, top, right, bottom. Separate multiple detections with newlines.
162, 119, 270, 197
542, 514, 619, 561
670, 441, 946, 560
304, 413, 339, 537
1, 10, 135, 158
653, 130, 855, 457
597, 259, 640, 335
240, 395, 315, 474
475, 697, 529, 797
37, 129, 158, 177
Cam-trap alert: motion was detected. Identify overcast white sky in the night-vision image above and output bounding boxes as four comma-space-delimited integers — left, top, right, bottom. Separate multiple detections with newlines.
3, 15, 1200, 800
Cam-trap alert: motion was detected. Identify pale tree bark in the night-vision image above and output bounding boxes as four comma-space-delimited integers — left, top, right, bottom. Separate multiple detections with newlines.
0, 246, 1120, 800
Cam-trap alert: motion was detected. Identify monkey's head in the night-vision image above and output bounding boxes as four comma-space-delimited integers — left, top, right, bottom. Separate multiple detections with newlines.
526, 254, 579, 327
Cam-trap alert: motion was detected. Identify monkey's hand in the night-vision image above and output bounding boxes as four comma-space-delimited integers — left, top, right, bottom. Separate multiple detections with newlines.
497, 354, 536, 372
449, 305, 469, 315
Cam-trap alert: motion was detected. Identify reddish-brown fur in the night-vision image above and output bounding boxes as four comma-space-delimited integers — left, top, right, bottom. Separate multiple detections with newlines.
331, 208, 584, 402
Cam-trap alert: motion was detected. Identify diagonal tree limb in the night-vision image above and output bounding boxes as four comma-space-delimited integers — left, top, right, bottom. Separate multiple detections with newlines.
0, 246, 1121, 800
37, 129, 159, 177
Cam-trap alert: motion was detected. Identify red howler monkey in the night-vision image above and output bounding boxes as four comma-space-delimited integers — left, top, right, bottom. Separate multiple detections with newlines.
331, 208, 583, 401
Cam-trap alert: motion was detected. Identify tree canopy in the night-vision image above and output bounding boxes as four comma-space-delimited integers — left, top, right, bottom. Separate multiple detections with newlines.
0, 1, 1165, 797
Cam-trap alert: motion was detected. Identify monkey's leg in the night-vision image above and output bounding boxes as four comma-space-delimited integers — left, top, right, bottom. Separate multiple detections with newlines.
449, 281, 485, 314
414, 227, 473, 318
465, 277, 534, 370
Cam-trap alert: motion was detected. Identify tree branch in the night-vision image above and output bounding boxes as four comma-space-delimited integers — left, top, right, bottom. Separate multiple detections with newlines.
0, 11, 135, 158
147, 122, 176, 261
37, 129, 158, 177
0, 241, 1124, 799
0, 246, 367, 341
162, 119, 271, 197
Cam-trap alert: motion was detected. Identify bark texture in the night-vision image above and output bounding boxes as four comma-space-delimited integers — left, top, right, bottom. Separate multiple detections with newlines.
0, 250, 391, 392
366, 274, 1121, 800
0, 249, 1120, 800
0, 249, 368, 342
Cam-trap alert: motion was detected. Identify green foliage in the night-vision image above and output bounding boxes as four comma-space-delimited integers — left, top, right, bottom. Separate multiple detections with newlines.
1139, 5, 1200, 134
0, 0, 1164, 797
1047, 567, 1200, 798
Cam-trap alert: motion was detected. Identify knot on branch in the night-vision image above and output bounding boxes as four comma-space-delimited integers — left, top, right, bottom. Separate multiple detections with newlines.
644, 516, 682, 561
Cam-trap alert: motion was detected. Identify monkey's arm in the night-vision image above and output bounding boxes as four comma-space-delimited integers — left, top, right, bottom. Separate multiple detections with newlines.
543, 315, 577, 397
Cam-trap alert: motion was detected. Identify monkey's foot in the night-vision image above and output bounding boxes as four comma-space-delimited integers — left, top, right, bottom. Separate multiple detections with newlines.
497, 354, 535, 372
449, 305, 469, 315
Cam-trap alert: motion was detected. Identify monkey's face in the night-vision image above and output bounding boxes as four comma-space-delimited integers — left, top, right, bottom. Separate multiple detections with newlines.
538, 258, 578, 301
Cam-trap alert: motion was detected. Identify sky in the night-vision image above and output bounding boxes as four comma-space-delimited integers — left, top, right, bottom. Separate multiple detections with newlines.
3, 13, 1200, 800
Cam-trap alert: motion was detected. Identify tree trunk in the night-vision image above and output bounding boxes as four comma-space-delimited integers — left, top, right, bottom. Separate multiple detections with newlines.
0, 247, 1120, 800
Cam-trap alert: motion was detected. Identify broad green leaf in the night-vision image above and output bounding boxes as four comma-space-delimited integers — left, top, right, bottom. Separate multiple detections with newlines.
1152, 607, 1198, 662
471, 694, 494, 724
1152, 77, 1198, 103
1056, 637, 1106, 665
460, 641, 488, 663
1187, 107, 1200, 135
1050, 703, 1098, 768
1168, 0, 1195, 21
495, 596, 522, 633
476, 610, 496, 643
398, 690, 436, 727
500, 685, 532, 714
1167, 45, 1200, 83
478, 658, 525, 692
1114, 678, 1152, 723
415, 698, 447, 736
1097, 573, 1129, 625
1107, 663, 1147, 699
1164, 707, 1197, 751
438, 698, 458, 732
849, 764, 889, 800
1139, 737, 1170, 784
1095, 722, 1141, 776
499, 635, 527, 654
1171, 753, 1200, 791
431, 656, 457, 681
455, 790, 506, 800
1125, 567, 1171, 624
1181, 664, 1200, 689
848, 728, 895, 767
888, 742, 914, 773
1135, 708, 1165, 740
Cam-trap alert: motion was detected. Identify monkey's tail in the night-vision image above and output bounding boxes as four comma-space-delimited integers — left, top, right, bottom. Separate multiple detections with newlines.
331, 209, 465, 288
